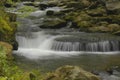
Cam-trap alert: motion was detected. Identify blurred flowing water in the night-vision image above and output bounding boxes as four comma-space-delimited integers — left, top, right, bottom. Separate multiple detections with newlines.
11, 2, 120, 80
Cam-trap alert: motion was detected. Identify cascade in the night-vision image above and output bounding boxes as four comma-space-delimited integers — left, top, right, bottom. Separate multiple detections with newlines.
51, 40, 120, 52
13, 4, 120, 59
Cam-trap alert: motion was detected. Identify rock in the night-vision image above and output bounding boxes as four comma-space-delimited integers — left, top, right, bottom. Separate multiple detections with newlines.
39, 3, 48, 10
30, 10, 46, 17
46, 10, 54, 16
77, 21, 92, 29
107, 24, 120, 32
72, 12, 92, 29
12, 40, 18, 50
88, 26, 109, 32
7, 12, 17, 22
0, 42, 13, 58
23, 2, 34, 6
66, 1, 83, 9
47, 0, 58, 7
66, 1, 87, 9
113, 30, 120, 35
39, 1, 58, 10
89, 24, 120, 33
105, 0, 120, 14
39, 18, 67, 29
4, 3, 12, 8
108, 14, 120, 24
58, 0, 91, 9
87, 7, 106, 17
45, 65, 100, 80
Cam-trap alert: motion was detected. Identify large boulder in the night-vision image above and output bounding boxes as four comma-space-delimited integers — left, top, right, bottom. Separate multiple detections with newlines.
45, 65, 100, 80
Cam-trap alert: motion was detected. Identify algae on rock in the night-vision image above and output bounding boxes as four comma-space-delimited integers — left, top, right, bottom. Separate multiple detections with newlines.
0, 6, 18, 50
45, 65, 100, 80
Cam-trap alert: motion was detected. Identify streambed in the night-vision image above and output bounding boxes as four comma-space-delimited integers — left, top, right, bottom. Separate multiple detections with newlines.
9, 1, 120, 80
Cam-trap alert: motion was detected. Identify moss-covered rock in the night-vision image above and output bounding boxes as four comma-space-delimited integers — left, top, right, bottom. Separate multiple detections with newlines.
86, 7, 106, 17
0, 7, 18, 50
45, 65, 100, 80
27, 0, 120, 33
17, 5, 38, 17
89, 26, 110, 32
39, 18, 67, 29
105, 0, 120, 14
113, 30, 120, 35
0, 42, 13, 58
107, 24, 120, 32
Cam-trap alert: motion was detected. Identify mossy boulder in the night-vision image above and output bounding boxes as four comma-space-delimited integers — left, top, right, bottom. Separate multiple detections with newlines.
108, 14, 120, 24
0, 8, 18, 50
76, 21, 92, 30
88, 24, 120, 33
107, 24, 120, 32
57, 0, 90, 9
39, 18, 67, 29
39, 1, 57, 10
0, 42, 13, 59
86, 7, 106, 17
17, 5, 38, 17
45, 65, 100, 80
72, 12, 92, 28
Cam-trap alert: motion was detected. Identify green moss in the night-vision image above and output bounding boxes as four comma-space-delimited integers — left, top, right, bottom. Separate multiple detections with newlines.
0, 7, 17, 49
17, 6, 37, 17
45, 65, 100, 80
0, 17, 13, 33
77, 21, 92, 28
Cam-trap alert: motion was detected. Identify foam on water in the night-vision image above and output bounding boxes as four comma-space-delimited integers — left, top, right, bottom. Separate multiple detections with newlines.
13, 31, 120, 59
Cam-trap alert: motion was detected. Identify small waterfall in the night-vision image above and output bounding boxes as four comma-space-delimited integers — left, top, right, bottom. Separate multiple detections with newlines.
13, 4, 120, 59
51, 40, 120, 52
16, 31, 52, 49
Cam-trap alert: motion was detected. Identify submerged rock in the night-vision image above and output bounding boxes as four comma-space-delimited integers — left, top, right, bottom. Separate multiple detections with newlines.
45, 65, 100, 80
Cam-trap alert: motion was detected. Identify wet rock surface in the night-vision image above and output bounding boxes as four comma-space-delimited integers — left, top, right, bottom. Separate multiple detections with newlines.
7, 0, 120, 34
45, 65, 100, 80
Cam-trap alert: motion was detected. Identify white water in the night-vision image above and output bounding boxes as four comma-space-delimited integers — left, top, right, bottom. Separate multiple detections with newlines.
13, 31, 120, 59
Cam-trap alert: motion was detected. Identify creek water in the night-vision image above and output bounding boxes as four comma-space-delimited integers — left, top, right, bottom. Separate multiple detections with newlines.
12, 2, 120, 80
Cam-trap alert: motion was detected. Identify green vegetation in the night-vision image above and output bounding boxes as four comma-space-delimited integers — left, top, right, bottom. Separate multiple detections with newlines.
0, 4, 17, 49
1, 0, 120, 80
0, 42, 45, 80
17, 6, 38, 17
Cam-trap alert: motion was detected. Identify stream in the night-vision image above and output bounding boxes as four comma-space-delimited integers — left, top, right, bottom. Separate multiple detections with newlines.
10, 1, 120, 80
